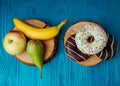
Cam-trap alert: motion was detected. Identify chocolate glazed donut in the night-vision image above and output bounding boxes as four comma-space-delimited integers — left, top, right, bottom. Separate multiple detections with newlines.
65, 34, 89, 62
96, 34, 118, 60
65, 34, 118, 62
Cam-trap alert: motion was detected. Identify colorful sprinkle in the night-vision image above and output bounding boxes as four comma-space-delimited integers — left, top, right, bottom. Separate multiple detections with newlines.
75, 23, 108, 55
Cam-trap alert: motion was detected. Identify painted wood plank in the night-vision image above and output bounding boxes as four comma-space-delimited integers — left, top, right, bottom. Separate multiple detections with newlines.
0, 0, 120, 86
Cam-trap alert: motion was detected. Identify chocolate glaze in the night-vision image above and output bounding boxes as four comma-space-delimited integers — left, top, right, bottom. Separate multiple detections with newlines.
96, 34, 118, 60
65, 34, 89, 62
65, 34, 118, 62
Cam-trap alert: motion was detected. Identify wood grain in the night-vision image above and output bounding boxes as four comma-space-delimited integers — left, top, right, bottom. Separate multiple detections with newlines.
13, 19, 56, 65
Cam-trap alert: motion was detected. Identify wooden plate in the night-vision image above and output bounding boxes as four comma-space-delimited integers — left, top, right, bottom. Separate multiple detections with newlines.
13, 19, 57, 66
64, 21, 102, 66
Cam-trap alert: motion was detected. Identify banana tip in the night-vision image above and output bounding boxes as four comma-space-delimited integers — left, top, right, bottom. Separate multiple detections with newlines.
13, 18, 18, 22
13, 18, 20, 22
64, 20, 68, 23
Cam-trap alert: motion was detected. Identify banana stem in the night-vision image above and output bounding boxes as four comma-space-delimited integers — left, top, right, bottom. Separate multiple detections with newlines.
57, 20, 68, 29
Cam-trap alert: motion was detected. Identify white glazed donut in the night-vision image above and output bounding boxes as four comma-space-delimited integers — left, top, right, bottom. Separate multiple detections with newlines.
75, 23, 108, 55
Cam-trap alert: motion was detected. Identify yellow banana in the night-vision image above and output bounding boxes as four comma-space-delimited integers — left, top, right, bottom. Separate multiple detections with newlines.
13, 18, 67, 40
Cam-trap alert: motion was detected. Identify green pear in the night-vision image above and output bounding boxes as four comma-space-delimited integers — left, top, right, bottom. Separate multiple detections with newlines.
26, 40, 44, 79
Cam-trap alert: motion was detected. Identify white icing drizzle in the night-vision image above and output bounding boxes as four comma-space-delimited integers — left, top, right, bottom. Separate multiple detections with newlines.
65, 46, 86, 60
67, 40, 76, 47
70, 36, 75, 40
110, 36, 114, 59
104, 50, 108, 60
99, 51, 103, 58
66, 54, 77, 61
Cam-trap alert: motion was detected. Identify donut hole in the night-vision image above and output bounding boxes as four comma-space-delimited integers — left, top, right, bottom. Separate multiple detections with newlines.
87, 36, 94, 43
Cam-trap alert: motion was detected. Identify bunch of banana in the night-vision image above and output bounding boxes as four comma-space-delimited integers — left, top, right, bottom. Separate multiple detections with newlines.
13, 18, 67, 40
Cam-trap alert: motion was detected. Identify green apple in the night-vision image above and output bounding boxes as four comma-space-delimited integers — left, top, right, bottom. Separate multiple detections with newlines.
3, 30, 26, 55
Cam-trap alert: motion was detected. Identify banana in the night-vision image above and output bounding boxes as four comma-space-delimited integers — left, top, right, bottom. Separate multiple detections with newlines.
13, 18, 67, 40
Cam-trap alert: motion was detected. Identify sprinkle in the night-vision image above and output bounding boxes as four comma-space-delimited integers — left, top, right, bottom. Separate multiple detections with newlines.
75, 24, 107, 54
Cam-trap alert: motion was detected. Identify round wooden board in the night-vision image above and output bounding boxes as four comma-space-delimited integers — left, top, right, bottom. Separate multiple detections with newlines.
64, 21, 102, 66
13, 19, 56, 66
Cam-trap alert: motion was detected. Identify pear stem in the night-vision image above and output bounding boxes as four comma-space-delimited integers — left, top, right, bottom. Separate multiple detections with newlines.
40, 69, 42, 79
57, 20, 68, 29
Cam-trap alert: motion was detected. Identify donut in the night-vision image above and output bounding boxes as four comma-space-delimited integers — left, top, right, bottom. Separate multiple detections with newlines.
65, 34, 89, 62
75, 23, 108, 55
65, 34, 118, 62
64, 21, 118, 66
96, 34, 118, 60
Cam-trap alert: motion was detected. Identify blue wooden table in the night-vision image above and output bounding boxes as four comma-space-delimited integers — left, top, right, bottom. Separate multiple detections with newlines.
0, 0, 120, 86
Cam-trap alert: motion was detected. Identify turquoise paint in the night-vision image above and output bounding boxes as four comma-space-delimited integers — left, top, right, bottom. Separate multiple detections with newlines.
0, 0, 120, 86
